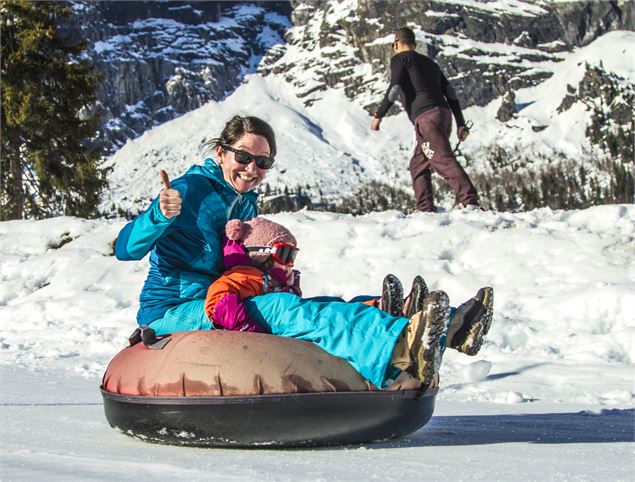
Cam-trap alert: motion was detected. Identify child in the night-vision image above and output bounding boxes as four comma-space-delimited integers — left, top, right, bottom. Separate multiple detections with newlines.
204, 217, 426, 333
204, 217, 301, 333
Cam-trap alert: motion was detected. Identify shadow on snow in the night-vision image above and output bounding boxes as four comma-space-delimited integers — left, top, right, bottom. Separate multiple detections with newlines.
372, 408, 635, 448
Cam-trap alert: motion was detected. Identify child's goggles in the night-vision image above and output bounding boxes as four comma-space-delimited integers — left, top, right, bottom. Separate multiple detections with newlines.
247, 243, 299, 266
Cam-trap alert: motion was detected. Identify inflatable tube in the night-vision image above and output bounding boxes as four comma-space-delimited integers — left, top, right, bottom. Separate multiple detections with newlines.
101, 330, 437, 447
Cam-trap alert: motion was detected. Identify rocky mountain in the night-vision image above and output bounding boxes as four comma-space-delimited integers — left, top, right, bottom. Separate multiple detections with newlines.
76, 0, 633, 214
70, 1, 291, 150
259, 0, 633, 108
258, 0, 634, 211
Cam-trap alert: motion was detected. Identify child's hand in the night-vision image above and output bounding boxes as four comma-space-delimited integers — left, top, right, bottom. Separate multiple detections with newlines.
213, 293, 265, 333
288, 269, 302, 296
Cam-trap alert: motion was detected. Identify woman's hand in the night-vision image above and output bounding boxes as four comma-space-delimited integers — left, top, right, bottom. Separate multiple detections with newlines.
159, 170, 182, 219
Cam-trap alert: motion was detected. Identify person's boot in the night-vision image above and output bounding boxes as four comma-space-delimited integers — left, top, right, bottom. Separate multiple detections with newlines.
446, 287, 494, 356
403, 275, 429, 318
380, 274, 404, 317
406, 290, 450, 392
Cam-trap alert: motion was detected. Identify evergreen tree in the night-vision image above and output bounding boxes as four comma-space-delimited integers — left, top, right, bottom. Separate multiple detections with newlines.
1, 0, 106, 220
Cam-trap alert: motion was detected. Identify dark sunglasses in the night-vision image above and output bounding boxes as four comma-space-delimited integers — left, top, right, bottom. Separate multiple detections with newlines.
221, 145, 275, 170
247, 243, 299, 266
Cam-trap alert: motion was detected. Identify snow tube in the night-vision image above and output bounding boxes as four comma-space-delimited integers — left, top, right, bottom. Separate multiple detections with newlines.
101, 330, 437, 447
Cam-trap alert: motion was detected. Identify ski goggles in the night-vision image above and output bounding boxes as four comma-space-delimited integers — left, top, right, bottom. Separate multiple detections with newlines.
221, 145, 276, 170
247, 243, 299, 266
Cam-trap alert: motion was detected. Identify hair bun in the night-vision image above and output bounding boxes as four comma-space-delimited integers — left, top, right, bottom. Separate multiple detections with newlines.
225, 219, 245, 241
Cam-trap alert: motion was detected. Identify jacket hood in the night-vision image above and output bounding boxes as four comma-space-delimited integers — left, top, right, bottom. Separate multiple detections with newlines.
186, 158, 259, 204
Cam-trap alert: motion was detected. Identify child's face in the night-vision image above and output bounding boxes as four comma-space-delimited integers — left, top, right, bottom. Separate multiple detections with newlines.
272, 260, 294, 284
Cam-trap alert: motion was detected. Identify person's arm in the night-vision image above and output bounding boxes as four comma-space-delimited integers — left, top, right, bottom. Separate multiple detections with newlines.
440, 71, 467, 128
204, 271, 264, 332
115, 170, 184, 261
212, 294, 265, 332
371, 56, 406, 130
376, 56, 406, 118
114, 197, 175, 260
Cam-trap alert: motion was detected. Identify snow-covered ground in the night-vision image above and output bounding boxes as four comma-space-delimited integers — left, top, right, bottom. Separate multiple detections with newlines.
1, 205, 633, 479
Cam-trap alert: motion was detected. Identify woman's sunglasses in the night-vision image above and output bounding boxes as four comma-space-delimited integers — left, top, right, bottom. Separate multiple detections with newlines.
247, 243, 299, 266
221, 145, 275, 170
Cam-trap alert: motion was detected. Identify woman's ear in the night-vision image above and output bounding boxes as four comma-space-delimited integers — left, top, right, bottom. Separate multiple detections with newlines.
215, 145, 224, 163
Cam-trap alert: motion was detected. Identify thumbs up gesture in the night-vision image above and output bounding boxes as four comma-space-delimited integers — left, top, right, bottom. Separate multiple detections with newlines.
159, 170, 182, 219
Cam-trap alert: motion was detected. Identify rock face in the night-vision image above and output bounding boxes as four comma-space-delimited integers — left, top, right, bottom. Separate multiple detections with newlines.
497, 91, 517, 123
260, 0, 633, 110
69, 1, 291, 151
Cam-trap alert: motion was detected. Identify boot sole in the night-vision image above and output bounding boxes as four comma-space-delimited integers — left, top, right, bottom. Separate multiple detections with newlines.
404, 275, 430, 319
381, 274, 404, 317
459, 287, 494, 356
410, 291, 450, 390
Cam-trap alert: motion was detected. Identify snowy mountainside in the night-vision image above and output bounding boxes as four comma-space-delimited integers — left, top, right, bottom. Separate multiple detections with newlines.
101, 30, 634, 217
86, 0, 634, 214
264, 0, 633, 111
457, 30, 634, 206
70, 1, 290, 150
254, 0, 634, 211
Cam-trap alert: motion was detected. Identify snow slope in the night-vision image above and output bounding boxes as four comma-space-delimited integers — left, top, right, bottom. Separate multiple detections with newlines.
100, 31, 635, 215
1, 205, 633, 479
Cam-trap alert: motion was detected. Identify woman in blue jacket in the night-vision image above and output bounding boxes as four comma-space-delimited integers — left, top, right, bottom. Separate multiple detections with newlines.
115, 115, 493, 390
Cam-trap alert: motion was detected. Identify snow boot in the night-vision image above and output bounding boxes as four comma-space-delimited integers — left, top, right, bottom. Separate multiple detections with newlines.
446, 287, 494, 356
407, 290, 450, 392
403, 275, 429, 318
380, 274, 404, 317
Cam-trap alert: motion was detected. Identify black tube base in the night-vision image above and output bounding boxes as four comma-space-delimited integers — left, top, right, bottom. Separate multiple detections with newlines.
101, 388, 437, 448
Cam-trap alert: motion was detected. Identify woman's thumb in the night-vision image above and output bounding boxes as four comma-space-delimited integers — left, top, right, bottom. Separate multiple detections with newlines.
160, 170, 171, 190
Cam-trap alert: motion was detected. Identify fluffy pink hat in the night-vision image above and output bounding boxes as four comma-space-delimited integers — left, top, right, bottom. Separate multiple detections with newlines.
226, 217, 297, 263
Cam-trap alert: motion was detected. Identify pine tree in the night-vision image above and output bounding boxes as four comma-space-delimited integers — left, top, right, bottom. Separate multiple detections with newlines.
1, 0, 106, 220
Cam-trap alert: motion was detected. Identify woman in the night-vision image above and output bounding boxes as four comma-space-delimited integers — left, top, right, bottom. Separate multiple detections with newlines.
115, 115, 270, 333
115, 115, 492, 390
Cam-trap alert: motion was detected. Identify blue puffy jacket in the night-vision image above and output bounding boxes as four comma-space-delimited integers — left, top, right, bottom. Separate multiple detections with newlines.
115, 158, 258, 325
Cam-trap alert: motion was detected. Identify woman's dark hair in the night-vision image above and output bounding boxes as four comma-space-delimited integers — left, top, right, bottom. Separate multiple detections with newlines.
395, 27, 416, 46
206, 115, 277, 157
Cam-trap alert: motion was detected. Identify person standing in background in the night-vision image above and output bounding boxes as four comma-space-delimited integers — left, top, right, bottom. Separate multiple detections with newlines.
371, 27, 481, 212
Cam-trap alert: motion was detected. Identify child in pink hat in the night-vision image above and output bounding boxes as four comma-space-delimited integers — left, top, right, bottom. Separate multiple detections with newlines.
204, 217, 302, 332
204, 217, 417, 333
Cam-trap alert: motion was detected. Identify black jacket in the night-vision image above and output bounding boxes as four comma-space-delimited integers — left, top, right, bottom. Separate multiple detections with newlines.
376, 50, 466, 126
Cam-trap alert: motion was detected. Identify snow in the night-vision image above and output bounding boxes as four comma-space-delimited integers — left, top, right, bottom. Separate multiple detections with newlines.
1, 204, 633, 479
1, 364, 631, 480
437, 0, 549, 17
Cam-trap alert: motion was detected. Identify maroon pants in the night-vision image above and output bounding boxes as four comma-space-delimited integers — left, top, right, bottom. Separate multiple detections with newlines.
410, 107, 478, 212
